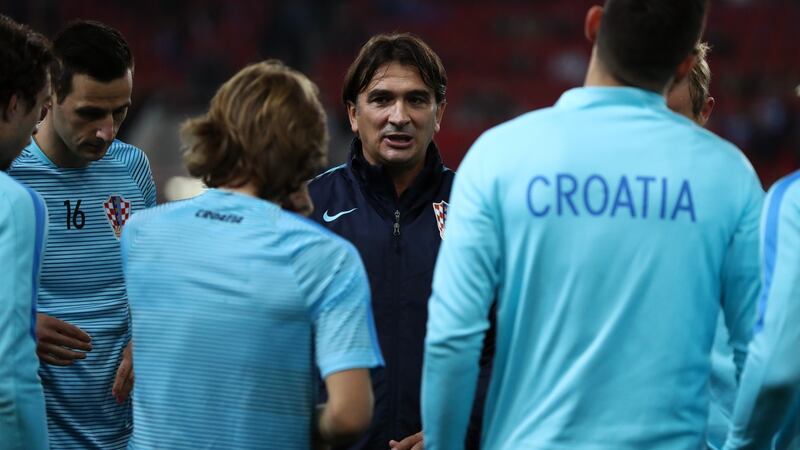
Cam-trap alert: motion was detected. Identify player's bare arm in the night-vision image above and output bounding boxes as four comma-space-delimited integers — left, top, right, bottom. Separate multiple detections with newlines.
316, 368, 373, 447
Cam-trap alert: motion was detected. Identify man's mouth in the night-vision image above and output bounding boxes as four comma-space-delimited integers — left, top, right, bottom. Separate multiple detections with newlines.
382, 133, 414, 149
82, 141, 107, 151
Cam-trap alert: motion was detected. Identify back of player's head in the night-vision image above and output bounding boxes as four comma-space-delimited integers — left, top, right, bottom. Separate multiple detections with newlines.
51, 20, 133, 103
342, 32, 447, 106
182, 60, 328, 202
597, 0, 708, 91
687, 42, 711, 118
0, 15, 52, 115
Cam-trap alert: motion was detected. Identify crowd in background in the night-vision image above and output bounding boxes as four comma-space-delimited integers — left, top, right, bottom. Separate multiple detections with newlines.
3, 0, 798, 198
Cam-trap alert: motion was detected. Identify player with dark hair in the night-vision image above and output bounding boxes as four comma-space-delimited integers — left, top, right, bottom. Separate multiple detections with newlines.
0, 15, 51, 170
0, 14, 52, 450
422, 1, 764, 449
8, 20, 155, 449
309, 33, 493, 450
122, 60, 382, 450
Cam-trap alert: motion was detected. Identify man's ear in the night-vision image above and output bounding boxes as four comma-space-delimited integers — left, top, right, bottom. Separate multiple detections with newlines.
434, 101, 446, 133
699, 96, 715, 126
3, 93, 20, 123
346, 101, 359, 135
585, 5, 604, 44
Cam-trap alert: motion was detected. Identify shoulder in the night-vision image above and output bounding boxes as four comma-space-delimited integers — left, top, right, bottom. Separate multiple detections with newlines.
308, 163, 351, 206
0, 172, 34, 206
464, 107, 558, 161
309, 164, 348, 191
279, 211, 360, 263
441, 165, 455, 182
126, 198, 189, 230
8, 144, 43, 172
689, 124, 754, 170
0, 172, 42, 230
765, 171, 800, 214
105, 139, 151, 170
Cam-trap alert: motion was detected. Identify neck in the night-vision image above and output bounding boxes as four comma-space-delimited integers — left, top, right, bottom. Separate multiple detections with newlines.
35, 117, 88, 168
219, 183, 259, 199
387, 159, 424, 197
583, 49, 668, 94
583, 49, 625, 88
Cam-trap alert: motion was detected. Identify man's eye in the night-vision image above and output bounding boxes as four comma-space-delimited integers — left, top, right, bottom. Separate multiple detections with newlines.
78, 110, 104, 120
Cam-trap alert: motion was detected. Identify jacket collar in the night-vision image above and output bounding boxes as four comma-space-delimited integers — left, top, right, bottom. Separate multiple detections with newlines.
347, 137, 446, 206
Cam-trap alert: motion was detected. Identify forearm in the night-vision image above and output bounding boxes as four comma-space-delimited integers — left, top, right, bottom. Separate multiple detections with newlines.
422, 337, 482, 450
316, 369, 373, 447
724, 349, 799, 449
316, 399, 371, 447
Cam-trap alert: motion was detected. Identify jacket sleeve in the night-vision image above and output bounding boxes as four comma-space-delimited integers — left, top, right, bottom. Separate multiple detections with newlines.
719, 168, 763, 382
422, 136, 500, 450
0, 185, 50, 450
724, 173, 800, 450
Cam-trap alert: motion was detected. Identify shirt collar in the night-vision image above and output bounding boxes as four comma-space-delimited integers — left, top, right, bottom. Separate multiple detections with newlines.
555, 86, 668, 112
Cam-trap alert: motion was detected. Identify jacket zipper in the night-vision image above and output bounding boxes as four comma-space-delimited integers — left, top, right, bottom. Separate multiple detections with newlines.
393, 210, 401, 237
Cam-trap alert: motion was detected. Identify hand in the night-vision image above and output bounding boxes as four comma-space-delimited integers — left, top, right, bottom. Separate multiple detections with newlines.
112, 341, 134, 404
390, 431, 424, 450
36, 313, 92, 365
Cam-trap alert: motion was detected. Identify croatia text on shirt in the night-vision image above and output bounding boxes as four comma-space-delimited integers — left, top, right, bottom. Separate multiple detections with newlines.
527, 173, 695, 222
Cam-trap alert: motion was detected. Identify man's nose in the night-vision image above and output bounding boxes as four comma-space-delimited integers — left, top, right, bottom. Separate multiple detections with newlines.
387, 101, 411, 127
96, 116, 114, 142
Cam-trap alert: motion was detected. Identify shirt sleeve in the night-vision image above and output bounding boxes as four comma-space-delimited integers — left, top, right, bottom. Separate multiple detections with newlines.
720, 169, 764, 380
422, 136, 501, 450
0, 186, 49, 450
120, 143, 157, 208
297, 237, 384, 379
724, 173, 800, 450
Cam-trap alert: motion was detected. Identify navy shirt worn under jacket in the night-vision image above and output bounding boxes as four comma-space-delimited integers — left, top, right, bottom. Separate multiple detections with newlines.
309, 138, 494, 450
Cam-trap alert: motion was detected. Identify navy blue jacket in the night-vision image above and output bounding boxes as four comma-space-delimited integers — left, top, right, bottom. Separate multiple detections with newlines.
308, 138, 493, 450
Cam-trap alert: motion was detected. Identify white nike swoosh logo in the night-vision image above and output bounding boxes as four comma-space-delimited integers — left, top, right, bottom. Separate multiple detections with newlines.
323, 208, 358, 223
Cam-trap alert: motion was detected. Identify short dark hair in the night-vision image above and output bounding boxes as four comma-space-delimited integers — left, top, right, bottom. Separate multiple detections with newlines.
342, 33, 446, 106
597, 0, 708, 91
0, 15, 52, 114
182, 60, 328, 202
51, 20, 133, 103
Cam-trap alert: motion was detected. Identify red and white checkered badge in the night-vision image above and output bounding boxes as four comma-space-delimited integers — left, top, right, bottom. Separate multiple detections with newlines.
432, 200, 448, 240
104, 195, 131, 239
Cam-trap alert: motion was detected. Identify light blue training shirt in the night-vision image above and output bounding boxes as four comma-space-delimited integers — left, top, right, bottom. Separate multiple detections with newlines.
121, 188, 384, 450
724, 171, 800, 450
8, 139, 156, 450
422, 87, 763, 450
0, 171, 49, 450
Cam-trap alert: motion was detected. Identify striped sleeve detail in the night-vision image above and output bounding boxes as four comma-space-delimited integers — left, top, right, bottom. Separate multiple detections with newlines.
22, 187, 47, 339
114, 142, 157, 207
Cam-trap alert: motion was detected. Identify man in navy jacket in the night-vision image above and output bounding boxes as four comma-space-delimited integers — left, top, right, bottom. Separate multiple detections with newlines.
308, 33, 493, 450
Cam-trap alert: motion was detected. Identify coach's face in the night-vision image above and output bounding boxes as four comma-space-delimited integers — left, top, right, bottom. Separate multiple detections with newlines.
348, 62, 445, 172
51, 70, 132, 165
